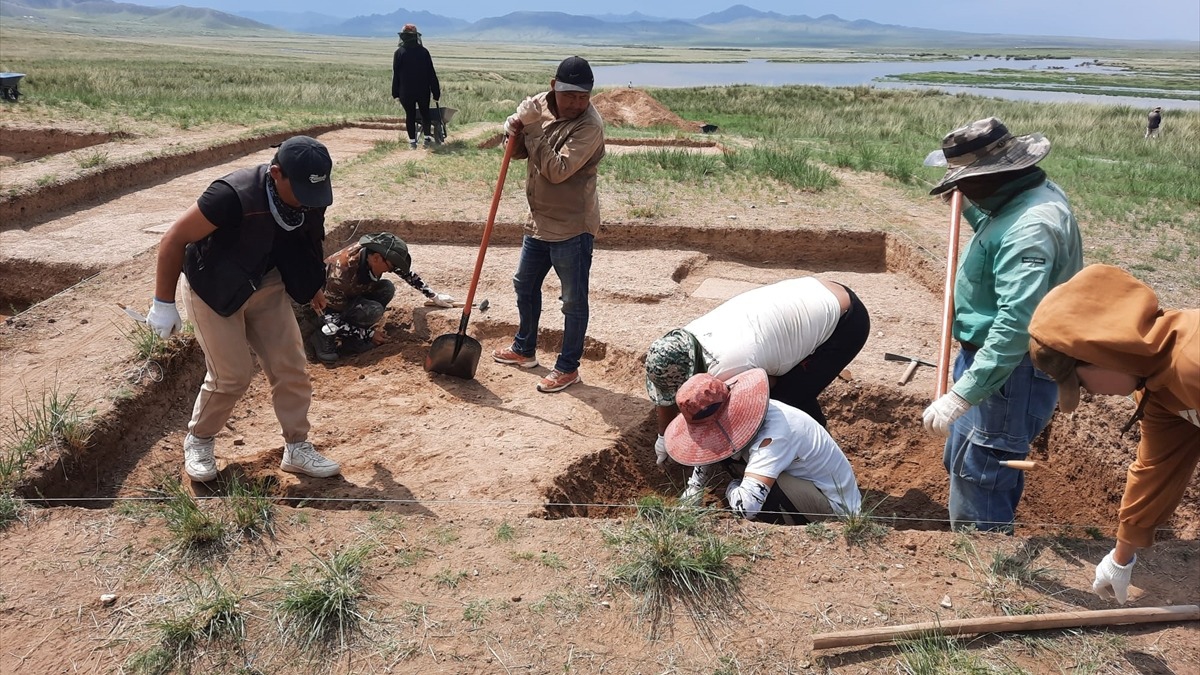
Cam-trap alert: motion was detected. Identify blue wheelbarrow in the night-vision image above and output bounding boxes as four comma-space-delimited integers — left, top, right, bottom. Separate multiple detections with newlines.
0, 73, 25, 102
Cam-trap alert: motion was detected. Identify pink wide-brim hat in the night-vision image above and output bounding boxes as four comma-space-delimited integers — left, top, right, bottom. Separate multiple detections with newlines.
664, 368, 769, 467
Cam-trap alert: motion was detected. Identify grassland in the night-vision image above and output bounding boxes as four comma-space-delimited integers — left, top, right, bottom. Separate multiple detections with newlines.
2, 26, 1197, 297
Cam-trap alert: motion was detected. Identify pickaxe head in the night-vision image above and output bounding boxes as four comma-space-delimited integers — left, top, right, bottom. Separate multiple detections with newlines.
883, 352, 937, 385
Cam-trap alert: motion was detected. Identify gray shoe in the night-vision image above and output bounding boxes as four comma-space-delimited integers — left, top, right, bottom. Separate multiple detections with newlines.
184, 433, 218, 482
408, 139, 418, 149
309, 331, 338, 363
281, 441, 341, 478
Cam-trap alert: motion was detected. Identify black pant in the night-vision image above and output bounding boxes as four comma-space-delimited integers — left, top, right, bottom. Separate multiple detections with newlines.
770, 284, 870, 427
400, 96, 432, 141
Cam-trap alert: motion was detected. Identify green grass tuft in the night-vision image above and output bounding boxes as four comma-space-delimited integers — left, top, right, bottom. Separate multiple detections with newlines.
604, 496, 747, 639
276, 544, 374, 650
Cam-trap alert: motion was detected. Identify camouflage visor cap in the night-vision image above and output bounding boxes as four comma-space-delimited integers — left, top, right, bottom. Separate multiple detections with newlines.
645, 329, 700, 407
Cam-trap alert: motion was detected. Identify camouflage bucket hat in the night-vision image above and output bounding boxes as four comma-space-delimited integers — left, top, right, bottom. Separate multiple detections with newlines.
645, 329, 704, 407
927, 117, 1051, 196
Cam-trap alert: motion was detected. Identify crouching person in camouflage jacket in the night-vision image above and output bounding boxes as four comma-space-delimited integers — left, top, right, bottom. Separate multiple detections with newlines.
310, 232, 455, 363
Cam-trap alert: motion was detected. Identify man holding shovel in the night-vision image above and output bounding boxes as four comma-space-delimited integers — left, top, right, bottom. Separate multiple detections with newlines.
921, 117, 1082, 532
1029, 264, 1199, 604
491, 56, 606, 393
310, 232, 455, 363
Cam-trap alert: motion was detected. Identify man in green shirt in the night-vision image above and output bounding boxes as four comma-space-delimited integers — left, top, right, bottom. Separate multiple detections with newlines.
921, 117, 1083, 532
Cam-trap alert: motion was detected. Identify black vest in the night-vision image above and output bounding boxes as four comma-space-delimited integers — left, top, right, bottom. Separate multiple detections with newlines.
183, 166, 326, 316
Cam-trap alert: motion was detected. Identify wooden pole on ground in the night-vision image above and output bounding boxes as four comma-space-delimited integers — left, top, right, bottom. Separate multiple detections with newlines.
811, 605, 1200, 651
935, 190, 964, 399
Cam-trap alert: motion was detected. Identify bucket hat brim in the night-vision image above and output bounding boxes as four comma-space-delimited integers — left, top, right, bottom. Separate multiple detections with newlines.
928, 132, 1051, 196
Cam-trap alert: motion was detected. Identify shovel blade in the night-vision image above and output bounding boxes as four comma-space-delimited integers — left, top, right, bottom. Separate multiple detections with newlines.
424, 332, 482, 380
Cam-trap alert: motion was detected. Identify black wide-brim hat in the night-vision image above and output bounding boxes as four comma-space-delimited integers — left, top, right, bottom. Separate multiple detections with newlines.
927, 117, 1051, 196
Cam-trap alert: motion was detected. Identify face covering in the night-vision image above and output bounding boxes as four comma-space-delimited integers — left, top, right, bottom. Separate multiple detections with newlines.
265, 170, 306, 231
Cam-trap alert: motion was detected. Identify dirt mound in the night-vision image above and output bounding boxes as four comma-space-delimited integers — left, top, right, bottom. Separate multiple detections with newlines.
592, 88, 702, 132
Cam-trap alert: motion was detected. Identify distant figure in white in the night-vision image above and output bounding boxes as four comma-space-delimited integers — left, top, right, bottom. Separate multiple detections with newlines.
1145, 106, 1162, 138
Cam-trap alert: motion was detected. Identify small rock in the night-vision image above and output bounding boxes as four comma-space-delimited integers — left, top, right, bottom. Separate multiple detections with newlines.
232, 436, 245, 446
940, 595, 953, 608
80, 319, 88, 324
727, 215, 738, 220
511, 595, 521, 602
100, 594, 117, 606
600, 600, 611, 609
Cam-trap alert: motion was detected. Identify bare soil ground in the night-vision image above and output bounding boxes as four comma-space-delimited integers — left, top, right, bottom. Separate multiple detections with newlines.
1, 91, 1197, 673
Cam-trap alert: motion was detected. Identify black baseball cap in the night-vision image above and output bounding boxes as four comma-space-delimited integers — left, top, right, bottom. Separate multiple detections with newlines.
554, 56, 594, 93
275, 136, 334, 208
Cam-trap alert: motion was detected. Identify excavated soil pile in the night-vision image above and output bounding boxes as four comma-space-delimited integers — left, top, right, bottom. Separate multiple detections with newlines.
591, 88, 704, 132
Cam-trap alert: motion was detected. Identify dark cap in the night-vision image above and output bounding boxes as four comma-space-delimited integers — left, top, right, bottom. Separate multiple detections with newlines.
275, 136, 333, 208
359, 233, 411, 275
554, 56, 594, 93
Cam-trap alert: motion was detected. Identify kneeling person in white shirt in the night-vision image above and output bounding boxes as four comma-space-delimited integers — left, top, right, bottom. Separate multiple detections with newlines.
664, 368, 862, 525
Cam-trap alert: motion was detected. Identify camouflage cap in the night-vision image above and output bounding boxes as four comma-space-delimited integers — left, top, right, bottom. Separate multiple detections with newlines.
359, 233, 411, 275
645, 329, 700, 407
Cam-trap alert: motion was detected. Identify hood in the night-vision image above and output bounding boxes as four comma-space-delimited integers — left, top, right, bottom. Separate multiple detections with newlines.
1029, 264, 1199, 408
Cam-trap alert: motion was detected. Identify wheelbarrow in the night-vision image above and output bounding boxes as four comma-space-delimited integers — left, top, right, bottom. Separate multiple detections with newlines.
413, 102, 457, 144
0, 73, 25, 102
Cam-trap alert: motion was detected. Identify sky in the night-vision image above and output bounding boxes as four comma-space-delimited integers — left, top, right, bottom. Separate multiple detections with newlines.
140, 0, 1200, 42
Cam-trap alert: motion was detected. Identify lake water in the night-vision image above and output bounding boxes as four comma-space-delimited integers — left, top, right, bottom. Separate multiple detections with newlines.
592, 58, 1200, 110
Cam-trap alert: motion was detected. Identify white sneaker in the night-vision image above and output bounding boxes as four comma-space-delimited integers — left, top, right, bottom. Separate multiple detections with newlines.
281, 441, 341, 478
408, 139, 418, 149
183, 434, 218, 482
424, 136, 433, 148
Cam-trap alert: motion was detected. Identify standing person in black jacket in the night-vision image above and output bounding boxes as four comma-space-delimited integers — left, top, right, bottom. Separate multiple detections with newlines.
145, 136, 342, 483
392, 23, 441, 149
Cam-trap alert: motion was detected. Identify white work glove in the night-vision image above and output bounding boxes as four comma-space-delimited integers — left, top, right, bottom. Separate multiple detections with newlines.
145, 298, 182, 338
922, 391, 971, 436
516, 96, 542, 126
1092, 549, 1136, 605
424, 293, 455, 308
680, 464, 711, 505
654, 434, 669, 465
502, 114, 520, 137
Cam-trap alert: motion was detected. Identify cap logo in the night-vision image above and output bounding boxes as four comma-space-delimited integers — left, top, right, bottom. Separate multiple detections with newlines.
309, 174, 327, 184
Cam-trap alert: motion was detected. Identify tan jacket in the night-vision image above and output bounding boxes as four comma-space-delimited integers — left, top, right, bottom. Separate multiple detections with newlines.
511, 91, 605, 242
1029, 264, 1200, 547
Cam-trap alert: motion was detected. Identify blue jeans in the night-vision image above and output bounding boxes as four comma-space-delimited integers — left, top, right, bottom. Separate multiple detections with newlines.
943, 349, 1057, 533
510, 233, 593, 373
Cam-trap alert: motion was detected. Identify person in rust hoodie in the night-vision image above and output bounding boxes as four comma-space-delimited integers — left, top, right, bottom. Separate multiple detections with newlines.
1028, 264, 1199, 605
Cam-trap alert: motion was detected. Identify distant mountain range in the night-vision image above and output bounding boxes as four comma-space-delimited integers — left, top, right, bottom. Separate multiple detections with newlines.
1, 0, 1193, 49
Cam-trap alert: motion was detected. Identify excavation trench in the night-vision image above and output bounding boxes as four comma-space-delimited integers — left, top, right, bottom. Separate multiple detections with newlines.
12, 217, 1193, 541
1, 124, 1194, 539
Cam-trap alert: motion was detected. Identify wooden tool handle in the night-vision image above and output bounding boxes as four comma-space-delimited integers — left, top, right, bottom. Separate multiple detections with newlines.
899, 360, 920, 385
1000, 460, 1037, 470
935, 191, 964, 398
812, 605, 1199, 650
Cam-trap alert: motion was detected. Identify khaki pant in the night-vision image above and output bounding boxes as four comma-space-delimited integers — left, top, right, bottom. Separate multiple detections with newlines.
767, 473, 837, 526
183, 270, 312, 443
725, 459, 837, 526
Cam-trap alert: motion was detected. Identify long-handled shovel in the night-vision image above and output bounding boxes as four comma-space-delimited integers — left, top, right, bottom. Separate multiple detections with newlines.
935, 190, 964, 398
424, 133, 517, 379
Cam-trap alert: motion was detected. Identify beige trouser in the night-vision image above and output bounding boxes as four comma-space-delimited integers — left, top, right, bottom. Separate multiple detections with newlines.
182, 269, 312, 443
772, 473, 837, 526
